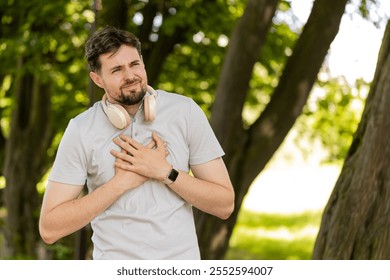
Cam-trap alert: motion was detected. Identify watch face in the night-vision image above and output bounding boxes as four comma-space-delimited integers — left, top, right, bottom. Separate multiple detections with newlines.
168, 168, 179, 182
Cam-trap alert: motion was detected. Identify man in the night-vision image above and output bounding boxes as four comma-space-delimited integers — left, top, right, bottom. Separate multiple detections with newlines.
39, 26, 234, 259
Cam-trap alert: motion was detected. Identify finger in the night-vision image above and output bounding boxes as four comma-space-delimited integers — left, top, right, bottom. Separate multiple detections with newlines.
119, 134, 143, 150
110, 149, 135, 164
152, 132, 165, 151
145, 139, 157, 149
114, 161, 134, 171
113, 137, 137, 155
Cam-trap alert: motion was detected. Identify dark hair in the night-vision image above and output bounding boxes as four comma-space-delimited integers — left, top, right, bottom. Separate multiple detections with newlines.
85, 26, 142, 72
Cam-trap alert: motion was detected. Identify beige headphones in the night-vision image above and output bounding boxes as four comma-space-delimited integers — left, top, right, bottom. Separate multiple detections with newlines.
101, 85, 157, 129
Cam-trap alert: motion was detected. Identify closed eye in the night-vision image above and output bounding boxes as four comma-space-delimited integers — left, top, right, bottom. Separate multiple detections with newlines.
111, 66, 122, 73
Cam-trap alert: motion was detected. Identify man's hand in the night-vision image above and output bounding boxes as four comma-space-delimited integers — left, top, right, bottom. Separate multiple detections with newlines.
111, 146, 150, 191
110, 132, 171, 182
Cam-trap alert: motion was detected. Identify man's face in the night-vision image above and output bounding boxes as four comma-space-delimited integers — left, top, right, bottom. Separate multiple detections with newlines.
94, 45, 148, 106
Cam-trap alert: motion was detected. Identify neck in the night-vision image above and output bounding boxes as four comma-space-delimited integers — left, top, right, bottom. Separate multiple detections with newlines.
124, 102, 143, 118
105, 96, 142, 118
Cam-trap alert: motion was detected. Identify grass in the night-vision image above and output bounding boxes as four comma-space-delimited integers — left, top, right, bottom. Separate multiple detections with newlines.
0, 205, 322, 260
225, 209, 322, 260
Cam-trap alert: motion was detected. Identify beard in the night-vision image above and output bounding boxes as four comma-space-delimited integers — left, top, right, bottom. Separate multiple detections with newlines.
114, 81, 147, 105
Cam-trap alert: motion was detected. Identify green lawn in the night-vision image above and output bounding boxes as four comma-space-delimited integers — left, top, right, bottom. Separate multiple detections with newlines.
226, 209, 322, 260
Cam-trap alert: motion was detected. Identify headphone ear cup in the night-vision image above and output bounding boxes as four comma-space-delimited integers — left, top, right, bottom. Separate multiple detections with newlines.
106, 105, 131, 129
144, 94, 156, 122
102, 94, 131, 129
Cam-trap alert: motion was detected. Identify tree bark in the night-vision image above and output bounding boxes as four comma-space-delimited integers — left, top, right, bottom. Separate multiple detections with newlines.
2, 57, 53, 258
195, 0, 279, 259
313, 20, 390, 259
196, 0, 348, 259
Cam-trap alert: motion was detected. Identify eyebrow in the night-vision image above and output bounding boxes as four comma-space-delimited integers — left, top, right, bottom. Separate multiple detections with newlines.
109, 59, 141, 72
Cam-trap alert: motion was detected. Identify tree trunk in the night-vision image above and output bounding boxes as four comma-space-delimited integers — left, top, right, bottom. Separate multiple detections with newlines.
136, 1, 191, 86
99, 0, 129, 29
0, 108, 5, 208
2, 57, 53, 258
195, 0, 279, 259
196, 0, 348, 259
313, 20, 390, 259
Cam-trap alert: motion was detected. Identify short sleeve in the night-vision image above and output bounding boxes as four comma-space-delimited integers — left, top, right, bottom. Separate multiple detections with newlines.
49, 119, 88, 185
187, 99, 224, 165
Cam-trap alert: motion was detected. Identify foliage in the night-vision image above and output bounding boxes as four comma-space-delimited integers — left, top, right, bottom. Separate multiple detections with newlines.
0, 0, 96, 183
226, 209, 322, 260
1, 0, 364, 168
155, 0, 244, 114
0, 0, 384, 259
0, 0, 92, 135
243, 12, 301, 126
294, 76, 368, 163
157, 1, 304, 123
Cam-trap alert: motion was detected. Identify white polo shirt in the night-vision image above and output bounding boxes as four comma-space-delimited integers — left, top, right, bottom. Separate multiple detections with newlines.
49, 90, 224, 259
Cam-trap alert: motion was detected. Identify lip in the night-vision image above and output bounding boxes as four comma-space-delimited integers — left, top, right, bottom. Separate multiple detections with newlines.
121, 81, 139, 90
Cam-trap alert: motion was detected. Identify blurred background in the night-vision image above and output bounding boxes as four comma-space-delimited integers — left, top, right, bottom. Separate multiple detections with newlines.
1, 0, 389, 260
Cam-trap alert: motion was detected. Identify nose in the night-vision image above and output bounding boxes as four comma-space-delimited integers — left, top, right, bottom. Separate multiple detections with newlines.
123, 67, 135, 81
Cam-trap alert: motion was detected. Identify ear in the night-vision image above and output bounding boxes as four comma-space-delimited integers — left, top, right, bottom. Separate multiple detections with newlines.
89, 72, 104, 89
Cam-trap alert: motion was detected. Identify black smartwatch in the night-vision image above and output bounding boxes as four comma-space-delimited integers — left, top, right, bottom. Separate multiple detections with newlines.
163, 167, 179, 184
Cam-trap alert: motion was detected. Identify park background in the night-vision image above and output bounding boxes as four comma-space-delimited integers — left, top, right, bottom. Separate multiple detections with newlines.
1, 0, 390, 260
